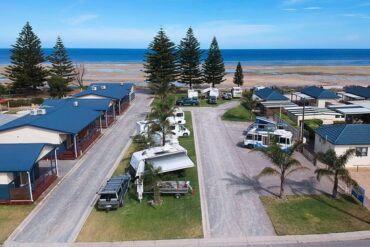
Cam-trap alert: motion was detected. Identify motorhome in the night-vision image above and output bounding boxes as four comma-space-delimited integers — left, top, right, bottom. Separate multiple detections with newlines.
243, 117, 293, 150
136, 120, 190, 138
201, 87, 220, 98
187, 89, 199, 99
129, 144, 194, 201
167, 108, 186, 125
231, 87, 243, 98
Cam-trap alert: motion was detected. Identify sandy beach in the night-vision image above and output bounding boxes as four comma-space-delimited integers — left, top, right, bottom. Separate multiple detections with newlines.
1, 64, 370, 89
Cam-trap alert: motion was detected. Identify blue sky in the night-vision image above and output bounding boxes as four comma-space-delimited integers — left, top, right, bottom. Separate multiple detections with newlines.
1, 0, 370, 48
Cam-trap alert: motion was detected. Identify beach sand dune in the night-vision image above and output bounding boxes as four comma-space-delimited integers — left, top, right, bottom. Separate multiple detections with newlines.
1, 64, 370, 89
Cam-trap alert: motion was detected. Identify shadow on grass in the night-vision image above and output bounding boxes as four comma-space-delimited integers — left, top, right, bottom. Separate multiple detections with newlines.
223, 172, 327, 198
310, 195, 370, 225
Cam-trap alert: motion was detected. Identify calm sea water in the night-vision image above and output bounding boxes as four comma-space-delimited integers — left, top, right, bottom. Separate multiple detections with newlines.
1, 48, 370, 65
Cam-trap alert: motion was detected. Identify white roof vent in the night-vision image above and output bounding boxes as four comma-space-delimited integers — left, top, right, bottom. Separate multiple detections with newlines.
91, 86, 97, 91
101, 85, 107, 90
73, 101, 79, 107
30, 108, 46, 116
120, 82, 124, 86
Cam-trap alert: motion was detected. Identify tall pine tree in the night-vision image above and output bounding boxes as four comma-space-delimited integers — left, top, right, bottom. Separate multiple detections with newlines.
144, 28, 177, 99
48, 36, 75, 82
202, 37, 225, 88
233, 62, 244, 87
4, 22, 47, 91
178, 27, 202, 89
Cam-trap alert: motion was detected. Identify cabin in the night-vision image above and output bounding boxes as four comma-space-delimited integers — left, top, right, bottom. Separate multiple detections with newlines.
338, 86, 370, 102
0, 106, 101, 159
74, 82, 134, 115
292, 86, 339, 108
314, 124, 370, 167
0, 143, 58, 204
328, 102, 370, 124
253, 88, 290, 116
43, 98, 115, 128
285, 106, 344, 126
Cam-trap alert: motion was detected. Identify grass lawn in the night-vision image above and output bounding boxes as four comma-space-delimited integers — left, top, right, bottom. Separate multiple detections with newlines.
280, 113, 298, 127
0, 205, 35, 243
261, 195, 370, 235
222, 105, 255, 122
78, 111, 203, 241
152, 93, 234, 107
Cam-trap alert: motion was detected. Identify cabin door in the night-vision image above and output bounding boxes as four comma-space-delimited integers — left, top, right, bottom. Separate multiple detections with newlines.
262, 136, 269, 146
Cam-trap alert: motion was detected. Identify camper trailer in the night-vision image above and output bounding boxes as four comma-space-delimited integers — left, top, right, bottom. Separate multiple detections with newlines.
167, 108, 186, 125
231, 87, 243, 98
187, 89, 199, 99
129, 144, 194, 201
243, 117, 293, 150
136, 120, 190, 138
201, 87, 220, 98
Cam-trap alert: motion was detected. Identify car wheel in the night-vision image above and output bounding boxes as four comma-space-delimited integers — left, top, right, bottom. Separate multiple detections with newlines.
175, 193, 181, 199
183, 133, 189, 137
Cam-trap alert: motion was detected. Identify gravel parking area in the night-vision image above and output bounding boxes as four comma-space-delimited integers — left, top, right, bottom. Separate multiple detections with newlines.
192, 102, 332, 238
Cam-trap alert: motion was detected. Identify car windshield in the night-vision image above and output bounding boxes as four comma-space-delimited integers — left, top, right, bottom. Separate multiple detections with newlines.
99, 193, 117, 200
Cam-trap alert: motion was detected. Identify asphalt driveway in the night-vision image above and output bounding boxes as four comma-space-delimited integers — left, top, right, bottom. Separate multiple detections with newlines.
192, 102, 332, 238
6, 92, 152, 244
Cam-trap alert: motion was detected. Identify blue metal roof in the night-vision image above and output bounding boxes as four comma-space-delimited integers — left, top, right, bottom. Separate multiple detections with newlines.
254, 88, 288, 101
0, 106, 101, 135
0, 143, 54, 172
315, 124, 370, 145
74, 82, 133, 101
301, 86, 338, 99
346, 86, 370, 99
43, 98, 112, 112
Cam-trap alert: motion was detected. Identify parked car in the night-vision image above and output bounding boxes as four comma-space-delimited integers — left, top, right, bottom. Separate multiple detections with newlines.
222, 92, 232, 100
96, 175, 130, 212
207, 96, 217, 104
176, 97, 199, 106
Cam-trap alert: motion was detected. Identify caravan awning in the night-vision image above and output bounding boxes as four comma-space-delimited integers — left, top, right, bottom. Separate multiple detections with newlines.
148, 153, 194, 173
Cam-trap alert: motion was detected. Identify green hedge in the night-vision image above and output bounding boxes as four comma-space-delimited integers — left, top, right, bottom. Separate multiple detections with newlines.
304, 119, 323, 140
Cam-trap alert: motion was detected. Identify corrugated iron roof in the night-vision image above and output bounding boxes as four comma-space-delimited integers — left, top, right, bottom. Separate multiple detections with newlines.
43, 98, 112, 112
74, 82, 133, 100
254, 88, 288, 101
346, 86, 370, 99
301, 86, 338, 99
315, 124, 370, 145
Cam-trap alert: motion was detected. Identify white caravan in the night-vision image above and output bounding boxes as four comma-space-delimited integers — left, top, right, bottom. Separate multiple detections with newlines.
136, 120, 190, 138
231, 87, 243, 98
129, 144, 194, 201
167, 108, 186, 125
243, 117, 293, 150
187, 89, 199, 99
201, 87, 220, 98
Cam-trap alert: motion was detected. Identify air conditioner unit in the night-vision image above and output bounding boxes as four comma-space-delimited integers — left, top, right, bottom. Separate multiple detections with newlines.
101, 85, 107, 90
37, 109, 47, 115
30, 109, 38, 115
91, 86, 97, 91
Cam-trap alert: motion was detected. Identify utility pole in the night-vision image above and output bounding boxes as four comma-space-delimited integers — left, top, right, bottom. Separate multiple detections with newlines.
300, 98, 306, 144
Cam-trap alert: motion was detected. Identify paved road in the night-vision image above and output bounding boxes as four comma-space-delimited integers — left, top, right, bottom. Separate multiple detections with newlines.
192, 101, 333, 238
6, 92, 152, 244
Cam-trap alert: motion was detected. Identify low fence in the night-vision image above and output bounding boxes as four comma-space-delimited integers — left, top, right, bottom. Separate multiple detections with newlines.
273, 114, 301, 141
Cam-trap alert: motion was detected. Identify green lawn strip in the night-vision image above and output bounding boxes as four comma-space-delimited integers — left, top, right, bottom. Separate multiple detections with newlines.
153, 93, 234, 107
279, 113, 298, 127
0, 205, 35, 243
261, 195, 370, 235
222, 105, 255, 122
78, 111, 202, 241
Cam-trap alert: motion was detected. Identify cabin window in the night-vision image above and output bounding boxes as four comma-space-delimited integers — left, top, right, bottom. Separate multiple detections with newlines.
279, 137, 287, 144
176, 113, 183, 117
246, 134, 253, 140
257, 135, 262, 141
356, 147, 368, 157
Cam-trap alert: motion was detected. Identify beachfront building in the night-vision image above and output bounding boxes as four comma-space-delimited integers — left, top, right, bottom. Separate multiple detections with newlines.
74, 82, 135, 116
43, 98, 115, 128
0, 144, 58, 204
328, 102, 370, 123
253, 87, 291, 116
338, 86, 370, 102
0, 106, 101, 159
285, 106, 344, 126
292, 86, 339, 108
314, 124, 370, 167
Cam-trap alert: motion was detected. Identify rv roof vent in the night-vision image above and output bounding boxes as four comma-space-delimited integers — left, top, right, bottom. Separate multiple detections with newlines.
120, 82, 124, 86
101, 85, 107, 90
37, 108, 47, 115
30, 109, 38, 116
73, 101, 79, 107
91, 86, 97, 91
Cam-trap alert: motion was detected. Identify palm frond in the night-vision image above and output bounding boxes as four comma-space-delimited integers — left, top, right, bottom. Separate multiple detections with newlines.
315, 168, 334, 181
338, 168, 357, 187
286, 165, 310, 177
338, 149, 355, 167
257, 167, 280, 179
315, 149, 336, 167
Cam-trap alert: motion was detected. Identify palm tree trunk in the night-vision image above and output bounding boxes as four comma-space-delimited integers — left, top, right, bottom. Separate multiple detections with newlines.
162, 129, 166, 146
279, 174, 285, 198
332, 172, 339, 198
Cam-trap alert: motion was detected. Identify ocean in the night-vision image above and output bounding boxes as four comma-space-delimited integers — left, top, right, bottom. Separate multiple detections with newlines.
1, 48, 370, 65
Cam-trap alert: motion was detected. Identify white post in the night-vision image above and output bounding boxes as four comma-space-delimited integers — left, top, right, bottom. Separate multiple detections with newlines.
105, 111, 108, 127
113, 103, 116, 120
27, 171, 34, 202
99, 115, 102, 132
118, 101, 121, 115
54, 148, 59, 177
73, 135, 78, 158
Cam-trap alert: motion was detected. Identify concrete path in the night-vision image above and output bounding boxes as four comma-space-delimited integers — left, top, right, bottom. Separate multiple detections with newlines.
5, 92, 152, 244
191, 101, 333, 238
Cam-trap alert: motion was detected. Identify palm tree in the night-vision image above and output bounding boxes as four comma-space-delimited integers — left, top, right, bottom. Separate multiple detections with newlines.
144, 163, 162, 205
315, 149, 356, 199
257, 141, 309, 198
149, 98, 176, 146
241, 89, 257, 120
